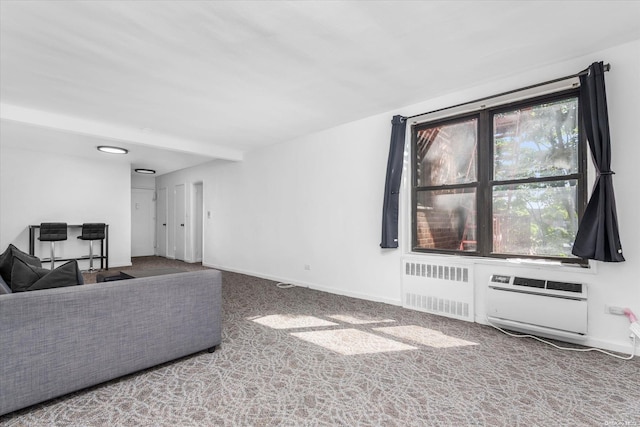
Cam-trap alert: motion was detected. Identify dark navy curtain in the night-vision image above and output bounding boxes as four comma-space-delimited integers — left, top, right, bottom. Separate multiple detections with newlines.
572, 62, 624, 262
380, 115, 407, 248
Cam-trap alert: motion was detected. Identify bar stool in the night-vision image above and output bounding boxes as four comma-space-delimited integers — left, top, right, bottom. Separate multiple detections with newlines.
38, 223, 68, 270
77, 223, 106, 272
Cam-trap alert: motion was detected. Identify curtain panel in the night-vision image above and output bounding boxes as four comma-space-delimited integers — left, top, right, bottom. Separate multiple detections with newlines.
380, 115, 407, 248
572, 61, 624, 262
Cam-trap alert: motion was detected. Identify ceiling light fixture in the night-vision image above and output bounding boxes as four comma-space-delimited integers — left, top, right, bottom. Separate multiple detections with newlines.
135, 168, 156, 175
97, 145, 128, 154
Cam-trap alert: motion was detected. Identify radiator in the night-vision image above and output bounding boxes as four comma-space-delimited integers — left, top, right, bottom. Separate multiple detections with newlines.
401, 257, 475, 322
486, 275, 588, 341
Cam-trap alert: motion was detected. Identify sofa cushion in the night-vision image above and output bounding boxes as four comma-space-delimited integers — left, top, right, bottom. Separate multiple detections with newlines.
10, 259, 82, 292
0, 244, 42, 285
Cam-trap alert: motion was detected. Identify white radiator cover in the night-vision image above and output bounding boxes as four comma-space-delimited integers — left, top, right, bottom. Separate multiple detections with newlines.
486, 275, 588, 341
401, 257, 475, 322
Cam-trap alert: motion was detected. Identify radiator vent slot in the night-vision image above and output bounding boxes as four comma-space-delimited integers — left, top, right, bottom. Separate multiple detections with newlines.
402, 258, 475, 323
405, 293, 470, 318
405, 261, 469, 283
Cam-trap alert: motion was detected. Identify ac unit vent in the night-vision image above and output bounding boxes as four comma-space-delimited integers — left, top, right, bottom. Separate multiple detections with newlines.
513, 277, 545, 289
546, 280, 583, 293
509, 276, 583, 294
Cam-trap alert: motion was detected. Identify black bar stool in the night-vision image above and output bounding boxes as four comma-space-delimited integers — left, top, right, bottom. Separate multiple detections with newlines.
39, 223, 68, 270
77, 223, 106, 272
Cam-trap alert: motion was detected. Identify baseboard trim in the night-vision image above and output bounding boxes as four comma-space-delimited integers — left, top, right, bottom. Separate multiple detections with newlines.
203, 262, 401, 307
475, 316, 637, 356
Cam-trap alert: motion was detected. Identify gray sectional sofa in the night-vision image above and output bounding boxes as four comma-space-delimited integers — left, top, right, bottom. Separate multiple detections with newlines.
0, 269, 222, 416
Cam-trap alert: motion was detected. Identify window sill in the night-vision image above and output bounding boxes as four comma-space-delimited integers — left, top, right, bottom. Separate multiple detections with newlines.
406, 251, 598, 275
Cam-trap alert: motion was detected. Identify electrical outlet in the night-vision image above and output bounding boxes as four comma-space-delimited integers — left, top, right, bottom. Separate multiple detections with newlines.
605, 305, 625, 315
304, 264, 311, 271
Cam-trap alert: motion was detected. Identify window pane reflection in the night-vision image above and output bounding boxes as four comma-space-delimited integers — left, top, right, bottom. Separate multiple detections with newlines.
416, 118, 477, 187
492, 181, 578, 257
415, 189, 476, 251
494, 98, 579, 181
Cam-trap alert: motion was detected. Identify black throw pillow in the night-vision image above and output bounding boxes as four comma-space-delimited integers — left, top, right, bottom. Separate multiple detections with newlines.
11, 258, 81, 292
0, 244, 42, 285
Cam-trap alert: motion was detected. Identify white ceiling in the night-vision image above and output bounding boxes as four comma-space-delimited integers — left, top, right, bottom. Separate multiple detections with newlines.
1, 1, 639, 176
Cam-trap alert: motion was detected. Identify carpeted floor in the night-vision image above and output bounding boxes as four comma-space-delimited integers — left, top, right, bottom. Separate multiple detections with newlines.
80, 256, 212, 284
2, 257, 639, 426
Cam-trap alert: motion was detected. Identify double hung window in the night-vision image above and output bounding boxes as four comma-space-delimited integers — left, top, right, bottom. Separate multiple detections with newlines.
411, 90, 586, 264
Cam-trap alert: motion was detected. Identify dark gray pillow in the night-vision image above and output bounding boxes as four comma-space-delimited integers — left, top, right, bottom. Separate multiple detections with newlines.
11, 258, 81, 292
0, 244, 42, 285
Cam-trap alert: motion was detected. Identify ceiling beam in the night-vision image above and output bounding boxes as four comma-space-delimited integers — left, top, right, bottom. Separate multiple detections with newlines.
0, 103, 244, 162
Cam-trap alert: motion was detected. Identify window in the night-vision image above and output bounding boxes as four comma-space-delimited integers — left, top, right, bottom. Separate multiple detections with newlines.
411, 90, 586, 264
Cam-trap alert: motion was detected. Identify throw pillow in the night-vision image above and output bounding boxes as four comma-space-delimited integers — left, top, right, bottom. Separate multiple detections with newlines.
11, 258, 81, 292
0, 244, 42, 285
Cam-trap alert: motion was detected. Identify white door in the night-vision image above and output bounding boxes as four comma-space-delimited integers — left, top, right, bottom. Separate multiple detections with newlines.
175, 184, 186, 261
131, 189, 155, 256
156, 187, 168, 257
194, 182, 203, 262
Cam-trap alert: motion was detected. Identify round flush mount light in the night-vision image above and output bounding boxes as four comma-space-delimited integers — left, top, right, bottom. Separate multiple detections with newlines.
97, 145, 128, 154
135, 168, 156, 175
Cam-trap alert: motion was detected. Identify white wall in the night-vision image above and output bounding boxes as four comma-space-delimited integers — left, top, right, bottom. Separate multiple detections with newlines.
157, 39, 639, 354
131, 173, 156, 190
0, 146, 132, 268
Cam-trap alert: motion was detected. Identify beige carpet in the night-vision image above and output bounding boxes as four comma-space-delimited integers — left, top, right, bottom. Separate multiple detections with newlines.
2, 257, 639, 426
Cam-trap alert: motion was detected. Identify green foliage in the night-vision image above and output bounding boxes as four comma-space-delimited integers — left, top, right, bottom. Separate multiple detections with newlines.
492, 97, 580, 257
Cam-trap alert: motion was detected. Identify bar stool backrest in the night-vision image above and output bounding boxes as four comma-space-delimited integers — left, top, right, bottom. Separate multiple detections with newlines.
79, 223, 106, 241
39, 223, 68, 241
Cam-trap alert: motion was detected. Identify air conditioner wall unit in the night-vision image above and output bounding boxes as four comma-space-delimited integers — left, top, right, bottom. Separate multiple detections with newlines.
486, 274, 588, 341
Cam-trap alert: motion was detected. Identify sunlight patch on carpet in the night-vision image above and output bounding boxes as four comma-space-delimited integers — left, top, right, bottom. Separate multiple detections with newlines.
374, 325, 479, 348
327, 314, 396, 325
291, 328, 417, 355
250, 314, 338, 329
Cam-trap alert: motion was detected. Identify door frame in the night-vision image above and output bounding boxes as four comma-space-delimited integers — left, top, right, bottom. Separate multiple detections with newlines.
192, 181, 204, 263
156, 187, 168, 257
174, 183, 186, 261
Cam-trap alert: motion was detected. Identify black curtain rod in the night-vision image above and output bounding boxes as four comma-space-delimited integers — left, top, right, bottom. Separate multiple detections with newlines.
405, 63, 610, 121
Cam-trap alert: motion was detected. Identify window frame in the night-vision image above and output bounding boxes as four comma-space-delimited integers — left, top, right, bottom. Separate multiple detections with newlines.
411, 88, 588, 265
